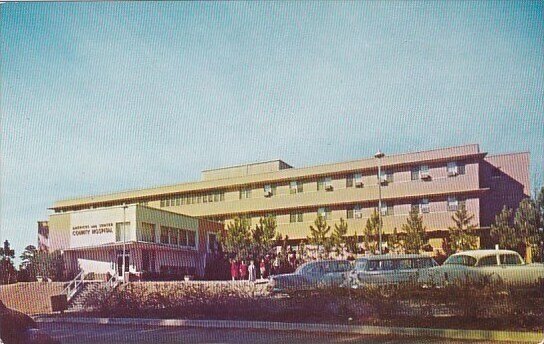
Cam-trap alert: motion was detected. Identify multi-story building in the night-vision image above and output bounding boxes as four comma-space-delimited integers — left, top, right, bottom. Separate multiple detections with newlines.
48, 144, 530, 255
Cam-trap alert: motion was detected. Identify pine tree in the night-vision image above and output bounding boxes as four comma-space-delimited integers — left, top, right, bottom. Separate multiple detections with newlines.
514, 198, 540, 261
251, 215, 278, 259
364, 209, 380, 254
490, 206, 517, 249
387, 228, 402, 254
308, 215, 332, 254
218, 217, 252, 260
447, 204, 478, 253
0, 240, 16, 285
402, 207, 428, 254
331, 218, 348, 251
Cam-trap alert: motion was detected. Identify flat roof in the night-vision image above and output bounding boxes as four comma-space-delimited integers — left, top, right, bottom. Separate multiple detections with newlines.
52, 144, 490, 210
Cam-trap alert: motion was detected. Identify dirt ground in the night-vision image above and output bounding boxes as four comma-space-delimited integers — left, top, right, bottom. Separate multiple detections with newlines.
0, 282, 65, 315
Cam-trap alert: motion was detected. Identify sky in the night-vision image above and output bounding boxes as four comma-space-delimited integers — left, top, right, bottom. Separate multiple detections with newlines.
1, 2, 543, 263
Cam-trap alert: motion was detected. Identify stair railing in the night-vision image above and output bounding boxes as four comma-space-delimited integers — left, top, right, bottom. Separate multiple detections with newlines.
106, 272, 121, 290
61, 270, 86, 302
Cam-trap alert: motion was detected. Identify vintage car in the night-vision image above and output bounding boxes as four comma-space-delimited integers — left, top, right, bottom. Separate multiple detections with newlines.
417, 249, 544, 287
269, 259, 353, 294
347, 254, 438, 288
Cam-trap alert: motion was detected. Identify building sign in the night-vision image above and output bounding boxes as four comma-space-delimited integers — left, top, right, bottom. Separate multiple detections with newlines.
70, 208, 129, 248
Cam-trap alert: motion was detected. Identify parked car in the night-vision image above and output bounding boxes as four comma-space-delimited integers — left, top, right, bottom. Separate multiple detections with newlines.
269, 259, 353, 294
417, 249, 544, 287
347, 254, 438, 288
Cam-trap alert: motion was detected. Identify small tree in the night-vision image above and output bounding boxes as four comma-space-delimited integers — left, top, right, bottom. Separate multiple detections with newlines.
387, 228, 402, 254
0, 240, 16, 285
218, 217, 252, 260
364, 209, 380, 254
402, 207, 428, 254
346, 231, 361, 255
19, 245, 64, 281
331, 218, 348, 252
251, 216, 278, 259
446, 204, 478, 253
514, 198, 541, 261
490, 206, 517, 250
308, 215, 331, 252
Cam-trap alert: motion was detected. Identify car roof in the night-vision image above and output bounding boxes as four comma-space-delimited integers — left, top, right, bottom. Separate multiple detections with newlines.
449, 249, 521, 260
356, 254, 433, 261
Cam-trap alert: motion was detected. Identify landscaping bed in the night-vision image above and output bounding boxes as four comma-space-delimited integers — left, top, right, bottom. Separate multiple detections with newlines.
69, 281, 544, 332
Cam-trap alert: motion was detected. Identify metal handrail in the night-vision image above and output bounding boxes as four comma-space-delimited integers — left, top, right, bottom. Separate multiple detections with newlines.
61, 270, 86, 301
106, 273, 120, 290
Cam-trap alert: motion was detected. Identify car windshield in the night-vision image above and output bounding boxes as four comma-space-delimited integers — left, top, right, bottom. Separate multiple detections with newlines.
444, 255, 477, 267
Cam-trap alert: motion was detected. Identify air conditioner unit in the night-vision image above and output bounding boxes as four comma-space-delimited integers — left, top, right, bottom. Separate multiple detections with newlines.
420, 172, 431, 180
325, 184, 334, 191
264, 191, 273, 197
355, 181, 364, 188
447, 170, 459, 177
354, 212, 363, 219
448, 204, 458, 212
421, 205, 430, 213
379, 176, 388, 185
380, 208, 388, 216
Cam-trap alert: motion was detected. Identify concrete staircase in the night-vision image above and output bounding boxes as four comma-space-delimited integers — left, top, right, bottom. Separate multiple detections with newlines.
68, 281, 106, 312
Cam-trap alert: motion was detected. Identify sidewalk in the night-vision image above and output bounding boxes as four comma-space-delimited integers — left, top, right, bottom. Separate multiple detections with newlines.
35, 316, 544, 343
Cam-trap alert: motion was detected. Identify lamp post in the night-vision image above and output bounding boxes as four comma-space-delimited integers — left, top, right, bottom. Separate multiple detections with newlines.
122, 204, 128, 283
374, 150, 385, 254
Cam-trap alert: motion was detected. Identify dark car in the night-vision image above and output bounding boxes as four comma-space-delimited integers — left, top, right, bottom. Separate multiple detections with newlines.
269, 259, 353, 294
0, 300, 60, 344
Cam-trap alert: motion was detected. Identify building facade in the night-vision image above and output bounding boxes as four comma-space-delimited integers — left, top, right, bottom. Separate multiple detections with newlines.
49, 204, 221, 278
48, 144, 530, 254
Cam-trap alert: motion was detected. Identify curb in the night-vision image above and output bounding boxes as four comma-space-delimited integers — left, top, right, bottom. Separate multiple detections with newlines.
35, 317, 544, 343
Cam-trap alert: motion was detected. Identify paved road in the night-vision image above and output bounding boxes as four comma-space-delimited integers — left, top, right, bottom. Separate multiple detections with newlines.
39, 322, 525, 344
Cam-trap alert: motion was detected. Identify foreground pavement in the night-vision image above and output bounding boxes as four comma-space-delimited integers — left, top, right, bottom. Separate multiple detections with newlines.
39, 322, 527, 344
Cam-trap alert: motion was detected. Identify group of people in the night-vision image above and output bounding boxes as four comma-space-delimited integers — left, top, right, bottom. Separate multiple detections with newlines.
229, 252, 304, 281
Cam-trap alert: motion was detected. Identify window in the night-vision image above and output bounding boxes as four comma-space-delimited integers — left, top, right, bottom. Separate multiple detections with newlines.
115, 222, 130, 242
379, 171, 393, 184
196, 195, 201, 204
290, 181, 303, 194
214, 193, 220, 202
160, 226, 169, 244
444, 255, 476, 266
346, 175, 354, 188
478, 255, 498, 267
411, 203, 420, 214
318, 177, 333, 191
447, 196, 458, 211
421, 198, 430, 213
264, 184, 276, 197
181, 196, 186, 205
192, 195, 197, 204
419, 165, 430, 179
187, 196, 192, 205
447, 162, 465, 176
179, 229, 188, 246
347, 208, 354, 219
208, 233, 217, 252
411, 167, 420, 181
500, 254, 523, 265
141, 222, 156, 243
203, 194, 208, 203
290, 213, 303, 223
318, 207, 331, 220
169, 228, 179, 245
176, 198, 181, 206
165, 199, 170, 207
187, 230, 196, 248
160, 200, 165, 207
220, 192, 225, 201
239, 188, 251, 199
208, 194, 213, 203
380, 202, 393, 216
354, 173, 363, 187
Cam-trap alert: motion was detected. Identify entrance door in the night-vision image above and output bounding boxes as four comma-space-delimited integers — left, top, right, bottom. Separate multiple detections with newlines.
117, 254, 130, 276
142, 250, 155, 273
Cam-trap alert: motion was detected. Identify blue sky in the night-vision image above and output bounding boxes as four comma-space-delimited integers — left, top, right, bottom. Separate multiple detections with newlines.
1, 2, 543, 262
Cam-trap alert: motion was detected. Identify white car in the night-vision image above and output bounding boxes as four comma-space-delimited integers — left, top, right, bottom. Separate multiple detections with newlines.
418, 249, 544, 287
347, 254, 438, 288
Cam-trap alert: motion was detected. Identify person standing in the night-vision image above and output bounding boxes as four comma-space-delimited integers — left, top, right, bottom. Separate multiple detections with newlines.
248, 260, 257, 282
230, 259, 240, 281
259, 258, 266, 279
239, 260, 248, 280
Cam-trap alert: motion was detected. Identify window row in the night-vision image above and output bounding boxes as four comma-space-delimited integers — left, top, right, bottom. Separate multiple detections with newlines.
159, 226, 196, 248
160, 191, 225, 207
